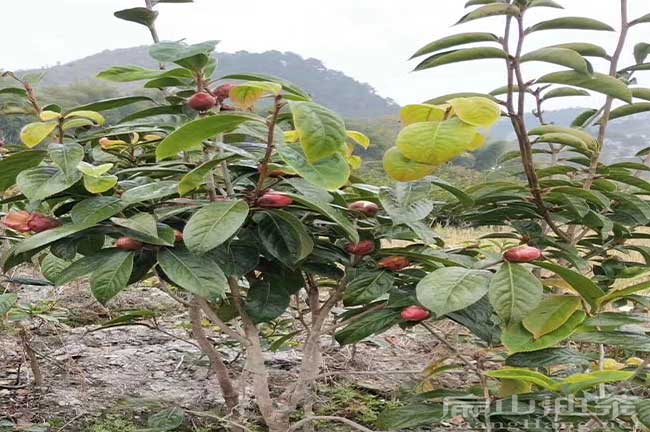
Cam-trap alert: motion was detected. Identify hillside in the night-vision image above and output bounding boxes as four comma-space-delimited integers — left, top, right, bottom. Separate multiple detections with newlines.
18, 46, 399, 118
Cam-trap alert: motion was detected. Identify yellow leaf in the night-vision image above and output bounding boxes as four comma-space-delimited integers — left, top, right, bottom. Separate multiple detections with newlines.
396, 118, 478, 165
77, 161, 114, 178
467, 133, 487, 151
449, 97, 502, 128
230, 81, 282, 109
383, 147, 435, 182
400, 104, 446, 125
83, 174, 118, 193
347, 155, 362, 170
39, 110, 62, 121
64, 110, 106, 125
99, 137, 127, 150
284, 130, 299, 143
20, 121, 58, 148
346, 130, 370, 149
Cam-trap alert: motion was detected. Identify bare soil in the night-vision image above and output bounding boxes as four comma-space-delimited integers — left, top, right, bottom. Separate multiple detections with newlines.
1, 275, 479, 431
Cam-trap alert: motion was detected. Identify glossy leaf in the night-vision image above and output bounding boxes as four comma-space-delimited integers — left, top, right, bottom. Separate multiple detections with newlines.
158, 247, 227, 299
245, 280, 289, 323
521, 47, 591, 74
90, 251, 134, 304
417, 267, 491, 317
502, 310, 586, 353
414, 47, 508, 71
522, 296, 581, 339
20, 121, 57, 148
277, 142, 350, 190
527, 17, 614, 33
0, 150, 46, 192
16, 166, 82, 201
485, 368, 558, 390
456, 4, 520, 24
122, 181, 178, 204
184, 200, 249, 254
400, 104, 446, 125
114, 7, 158, 27
536, 71, 632, 103
157, 113, 260, 160
533, 262, 604, 310
396, 118, 478, 165
411, 32, 499, 59
48, 143, 84, 180
283, 192, 358, 242
289, 101, 347, 163
382, 147, 435, 182
488, 263, 543, 326
344, 269, 394, 306
229, 81, 282, 109
255, 210, 314, 266
506, 348, 594, 368
449, 97, 501, 128
335, 309, 402, 345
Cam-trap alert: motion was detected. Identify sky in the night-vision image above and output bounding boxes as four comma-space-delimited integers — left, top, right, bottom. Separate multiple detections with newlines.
2, 0, 649, 109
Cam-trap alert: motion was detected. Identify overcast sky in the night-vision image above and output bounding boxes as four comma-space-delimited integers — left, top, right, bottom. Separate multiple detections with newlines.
3, 1, 649, 109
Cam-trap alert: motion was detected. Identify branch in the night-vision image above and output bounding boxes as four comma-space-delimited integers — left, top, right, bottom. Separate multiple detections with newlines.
254, 96, 283, 198
196, 297, 249, 346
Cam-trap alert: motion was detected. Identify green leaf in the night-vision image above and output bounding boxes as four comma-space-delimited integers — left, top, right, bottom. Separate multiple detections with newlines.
121, 181, 179, 204
111, 213, 159, 239
506, 348, 594, 368
527, 17, 614, 33
632, 87, 650, 101
158, 247, 227, 299
20, 121, 57, 148
639, 400, 650, 429
256, 210, 314, 267
528, 0, 563, 8
558, 370, 634, 394
396, 118, 478, 165
208, 236, 259, 277
97, 66, 162, 82
416, 268, 491, 318
178, 154, 235, 196
218, 73, 311, 101
376, 404, 446, 430
277, 142, 350, 190
0, 87, 28, 97
335, 309, 402, 345
502, 310, 586, 353
635, 42, 650, 64
414, 47, 508, 71
344, 269, 394, 306
16, 166, 82, 201
521, 47, 591, 74
0, 293, 18, 315
631, 13, 650, 26
184, 200, 249, 254
606, 102, 650, 121
456, 4, 520, 24
598, 280, 650, 305
536, 71, 632, 103
532, 262, 604, 310
156, 113, 260, 160
48, 143, 83, 180
488, 263, 543, 326
90, 251, 134, 304
149, 40, 218, 63
70, 96, 155, 112
147, 407, 185, 431
245, 280, 289, 323
485, 368, 558, 390
522, 295, 581, 339
118, 105, 184, 123
378, 182, 433, 225
114, 7, 158, 27
0, 150, 45, 192
425, 92, 499, 104
410, 32, 499, 59
572, 330, 650, 351
282, 192, 359, 243
55, 249, 120, 285
71, 196, 125, 225
289, 101, 347, 163
571, 109, 599, 127
41, 253, 70, 283
547, 42, 609, 59
429, 177, 474, 206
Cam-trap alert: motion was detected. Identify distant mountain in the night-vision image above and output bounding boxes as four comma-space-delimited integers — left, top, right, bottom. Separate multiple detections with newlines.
18, 46, 400, 118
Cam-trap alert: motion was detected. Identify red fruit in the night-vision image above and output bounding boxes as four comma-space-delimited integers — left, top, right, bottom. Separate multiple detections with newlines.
188, 92, 216, 111
503, 246, 542, 263
2, 211, 32, 232
257, 192, 293, 208
213, 83, 235, 101
27, 213, 61, 233
174, 230, 184, 242
378, 256, 411, 271
115, 237, 143, 251
401, 305, 431, 322
347, 200, 379, 217
345, 240, 375, 256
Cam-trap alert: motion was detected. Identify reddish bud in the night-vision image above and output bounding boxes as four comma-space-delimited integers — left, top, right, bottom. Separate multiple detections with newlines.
347, 200, 379, 217
213, 83, 235, 101
378, 255, 411, 271
116, 237, 144, 251
27, 213, 61, 233
174, 230, 184, 242
401, 305, 431, 322
503, 246, 542, 263
345, 240, 376, 256
257, 192, 293, 208
220, 104, 236, 111
2, 211, 32, 232
188, 92, 216, 112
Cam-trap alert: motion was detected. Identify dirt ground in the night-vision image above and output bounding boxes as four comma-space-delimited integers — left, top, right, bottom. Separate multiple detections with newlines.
1, 274, 478, 431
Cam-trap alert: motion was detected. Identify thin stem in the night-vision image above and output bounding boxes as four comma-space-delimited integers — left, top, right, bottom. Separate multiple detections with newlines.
254, 96, 283, 198
584, 0, 628, 190
19, 326, 43, 387
196, 297, 249, 345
